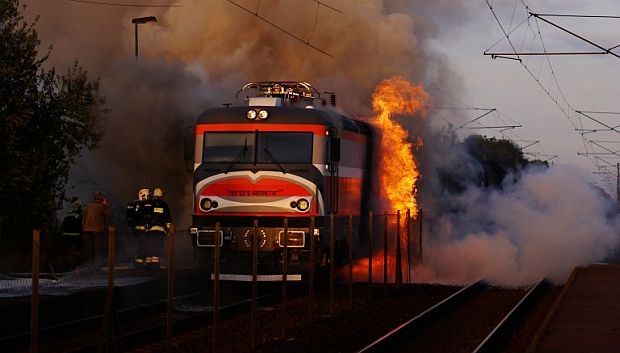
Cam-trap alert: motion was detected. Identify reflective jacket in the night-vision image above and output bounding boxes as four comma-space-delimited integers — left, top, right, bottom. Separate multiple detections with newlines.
148, 198, 171, 234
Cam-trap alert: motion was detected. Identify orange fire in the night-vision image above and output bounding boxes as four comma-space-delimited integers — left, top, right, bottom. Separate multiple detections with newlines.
371, 76, 429, 215
341, 77, 429, 283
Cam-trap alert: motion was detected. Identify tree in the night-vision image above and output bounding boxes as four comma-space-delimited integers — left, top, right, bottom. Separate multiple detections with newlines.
0, 0, 106, 250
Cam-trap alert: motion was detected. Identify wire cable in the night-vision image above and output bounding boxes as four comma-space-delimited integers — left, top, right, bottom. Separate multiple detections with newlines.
64, 0, 182, 7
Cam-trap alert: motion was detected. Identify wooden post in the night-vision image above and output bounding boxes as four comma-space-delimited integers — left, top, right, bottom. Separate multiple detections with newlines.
383, 212, 388, 296
329, 213, 335, 315
97, 226, 119, 353
406, 209, 411, 284
308, 216, 315, 321
30, 229, 40, 353
107, 226, 115, 294
395, 210, 402, 288
213, 222, 221, 353
368, 211, 373, 300
348, 214, 353, 306
166, 225, 175, 353
281, 217, 288, 339
419, 209, 424, 265
250, 219, 259, 351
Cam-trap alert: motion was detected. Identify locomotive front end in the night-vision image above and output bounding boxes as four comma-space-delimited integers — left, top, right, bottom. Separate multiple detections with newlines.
188, 82, 371, 281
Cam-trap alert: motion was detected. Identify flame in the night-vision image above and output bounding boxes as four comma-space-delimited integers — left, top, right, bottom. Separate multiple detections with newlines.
371, 76, 429, 214
344, 77, 429, 283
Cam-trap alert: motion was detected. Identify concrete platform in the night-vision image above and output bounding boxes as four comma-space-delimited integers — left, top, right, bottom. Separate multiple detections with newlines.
533, 264, 620, 353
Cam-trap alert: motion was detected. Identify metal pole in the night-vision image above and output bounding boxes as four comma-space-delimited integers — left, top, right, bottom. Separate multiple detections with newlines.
383, 212, 388, 296
368, 211, 373, 300
251, 219, 259, 351
329, 213, 335, 315
396, 210, 402, 288
134, 23, 139, 59
348, 214, 353, 306
406, 209, 411, 284
166, 225, 175, 353
617, 163, 619, 209
133, 23, 138, 61
281, 218, 288, 339
30, 229, 40, 353
213, 222, 221, 353
308, 216, 315, 321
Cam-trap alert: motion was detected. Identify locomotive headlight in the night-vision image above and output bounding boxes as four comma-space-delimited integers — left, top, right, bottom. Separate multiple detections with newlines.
258, 109, 269, 120
200, 197, 213, 211
246, 109, 257, 120
296, 198, 310, 211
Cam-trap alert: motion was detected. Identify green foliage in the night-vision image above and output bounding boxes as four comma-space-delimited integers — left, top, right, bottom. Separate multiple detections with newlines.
0, 1, 106, 250
465, 135, 547, 187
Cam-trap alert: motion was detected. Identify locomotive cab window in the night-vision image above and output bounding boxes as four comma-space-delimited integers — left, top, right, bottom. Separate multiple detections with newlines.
258, 132, 313, 164
203, 132, 255, 163
203, 131, 313, 164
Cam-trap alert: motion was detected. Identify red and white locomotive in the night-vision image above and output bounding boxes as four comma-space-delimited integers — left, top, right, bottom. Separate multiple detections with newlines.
188, 82, 373, 280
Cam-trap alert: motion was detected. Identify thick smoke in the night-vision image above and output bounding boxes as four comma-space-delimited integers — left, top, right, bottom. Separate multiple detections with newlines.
413, 132, 620, 285
27, 1, 617, 284
27, 0, 461, 227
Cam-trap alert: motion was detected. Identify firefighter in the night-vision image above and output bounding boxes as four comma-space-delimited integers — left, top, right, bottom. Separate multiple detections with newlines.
62, 197, 83, 255
127, 188, 150, 267
144, 187, 171, 269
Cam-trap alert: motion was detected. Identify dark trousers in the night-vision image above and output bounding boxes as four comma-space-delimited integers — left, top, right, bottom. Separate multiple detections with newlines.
84, 231, 106, 264
137, 230, 165, 259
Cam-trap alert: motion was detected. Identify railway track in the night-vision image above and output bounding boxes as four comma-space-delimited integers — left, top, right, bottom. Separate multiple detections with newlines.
356, 279, 551, 353
2, 286, 280, 353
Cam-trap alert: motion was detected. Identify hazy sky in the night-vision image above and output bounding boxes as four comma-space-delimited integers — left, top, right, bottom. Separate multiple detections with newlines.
24, 0, 620, 195
431, 0, 620, 192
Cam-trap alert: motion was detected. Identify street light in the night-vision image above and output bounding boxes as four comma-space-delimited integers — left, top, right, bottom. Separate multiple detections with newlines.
131, 16, 157, 59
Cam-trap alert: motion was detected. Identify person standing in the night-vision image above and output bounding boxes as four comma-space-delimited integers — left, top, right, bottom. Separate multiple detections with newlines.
83, 191, 112, 263
61, 197, 83, 255
127, 188, 150, 267
144, 187, 171, 269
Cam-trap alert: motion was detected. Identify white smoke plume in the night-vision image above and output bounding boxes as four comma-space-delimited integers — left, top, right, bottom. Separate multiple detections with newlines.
413, 161, 620, 286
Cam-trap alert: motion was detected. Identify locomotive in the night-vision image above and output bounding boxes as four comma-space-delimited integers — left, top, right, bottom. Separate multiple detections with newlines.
187, 82, 374, 281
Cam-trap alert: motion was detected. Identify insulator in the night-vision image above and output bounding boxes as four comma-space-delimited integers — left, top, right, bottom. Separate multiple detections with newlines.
330, 94, 336, 107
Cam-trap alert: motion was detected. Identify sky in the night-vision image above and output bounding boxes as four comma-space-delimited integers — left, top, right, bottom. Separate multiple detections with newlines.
430, 0, 620, 193
22, 0, 620, 198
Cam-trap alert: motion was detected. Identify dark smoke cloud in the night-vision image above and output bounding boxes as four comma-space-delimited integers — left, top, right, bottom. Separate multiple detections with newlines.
26, 1, 617, 284
27, 0, 460, 226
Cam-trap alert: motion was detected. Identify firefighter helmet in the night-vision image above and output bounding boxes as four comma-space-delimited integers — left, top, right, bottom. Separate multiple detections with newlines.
138, 188, 150, 201
153, 187, 164, 198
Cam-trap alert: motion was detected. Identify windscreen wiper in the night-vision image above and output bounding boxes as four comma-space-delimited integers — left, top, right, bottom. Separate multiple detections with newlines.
262, 148, 286, 174
224, 138, 249, 174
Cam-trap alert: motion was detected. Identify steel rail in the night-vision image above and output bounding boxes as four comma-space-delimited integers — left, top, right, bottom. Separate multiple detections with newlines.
62, 292, 279, 353
61, 291, 281, 353
471, 278, 550, 353
356, 280, 483, 353
0, 289, 214, 345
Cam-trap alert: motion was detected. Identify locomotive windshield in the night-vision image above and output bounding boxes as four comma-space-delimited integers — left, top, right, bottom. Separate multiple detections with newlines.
203, 132, 313, 164
203, 132, 255, 163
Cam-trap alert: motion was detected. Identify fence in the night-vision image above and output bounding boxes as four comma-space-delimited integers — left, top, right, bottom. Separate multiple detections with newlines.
1, 210, 430, 353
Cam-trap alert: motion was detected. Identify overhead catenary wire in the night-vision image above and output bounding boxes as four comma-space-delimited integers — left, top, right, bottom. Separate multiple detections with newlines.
225, 0, 341, 57
64, 0, 182, 7
426, 82, 548, 157
485, 0, 599, 167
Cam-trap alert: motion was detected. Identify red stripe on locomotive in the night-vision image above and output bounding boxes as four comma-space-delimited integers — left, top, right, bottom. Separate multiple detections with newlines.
196, 123, 328, 135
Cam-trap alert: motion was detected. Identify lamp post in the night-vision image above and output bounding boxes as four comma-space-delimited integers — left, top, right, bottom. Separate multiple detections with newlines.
131, 16, 157, 60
